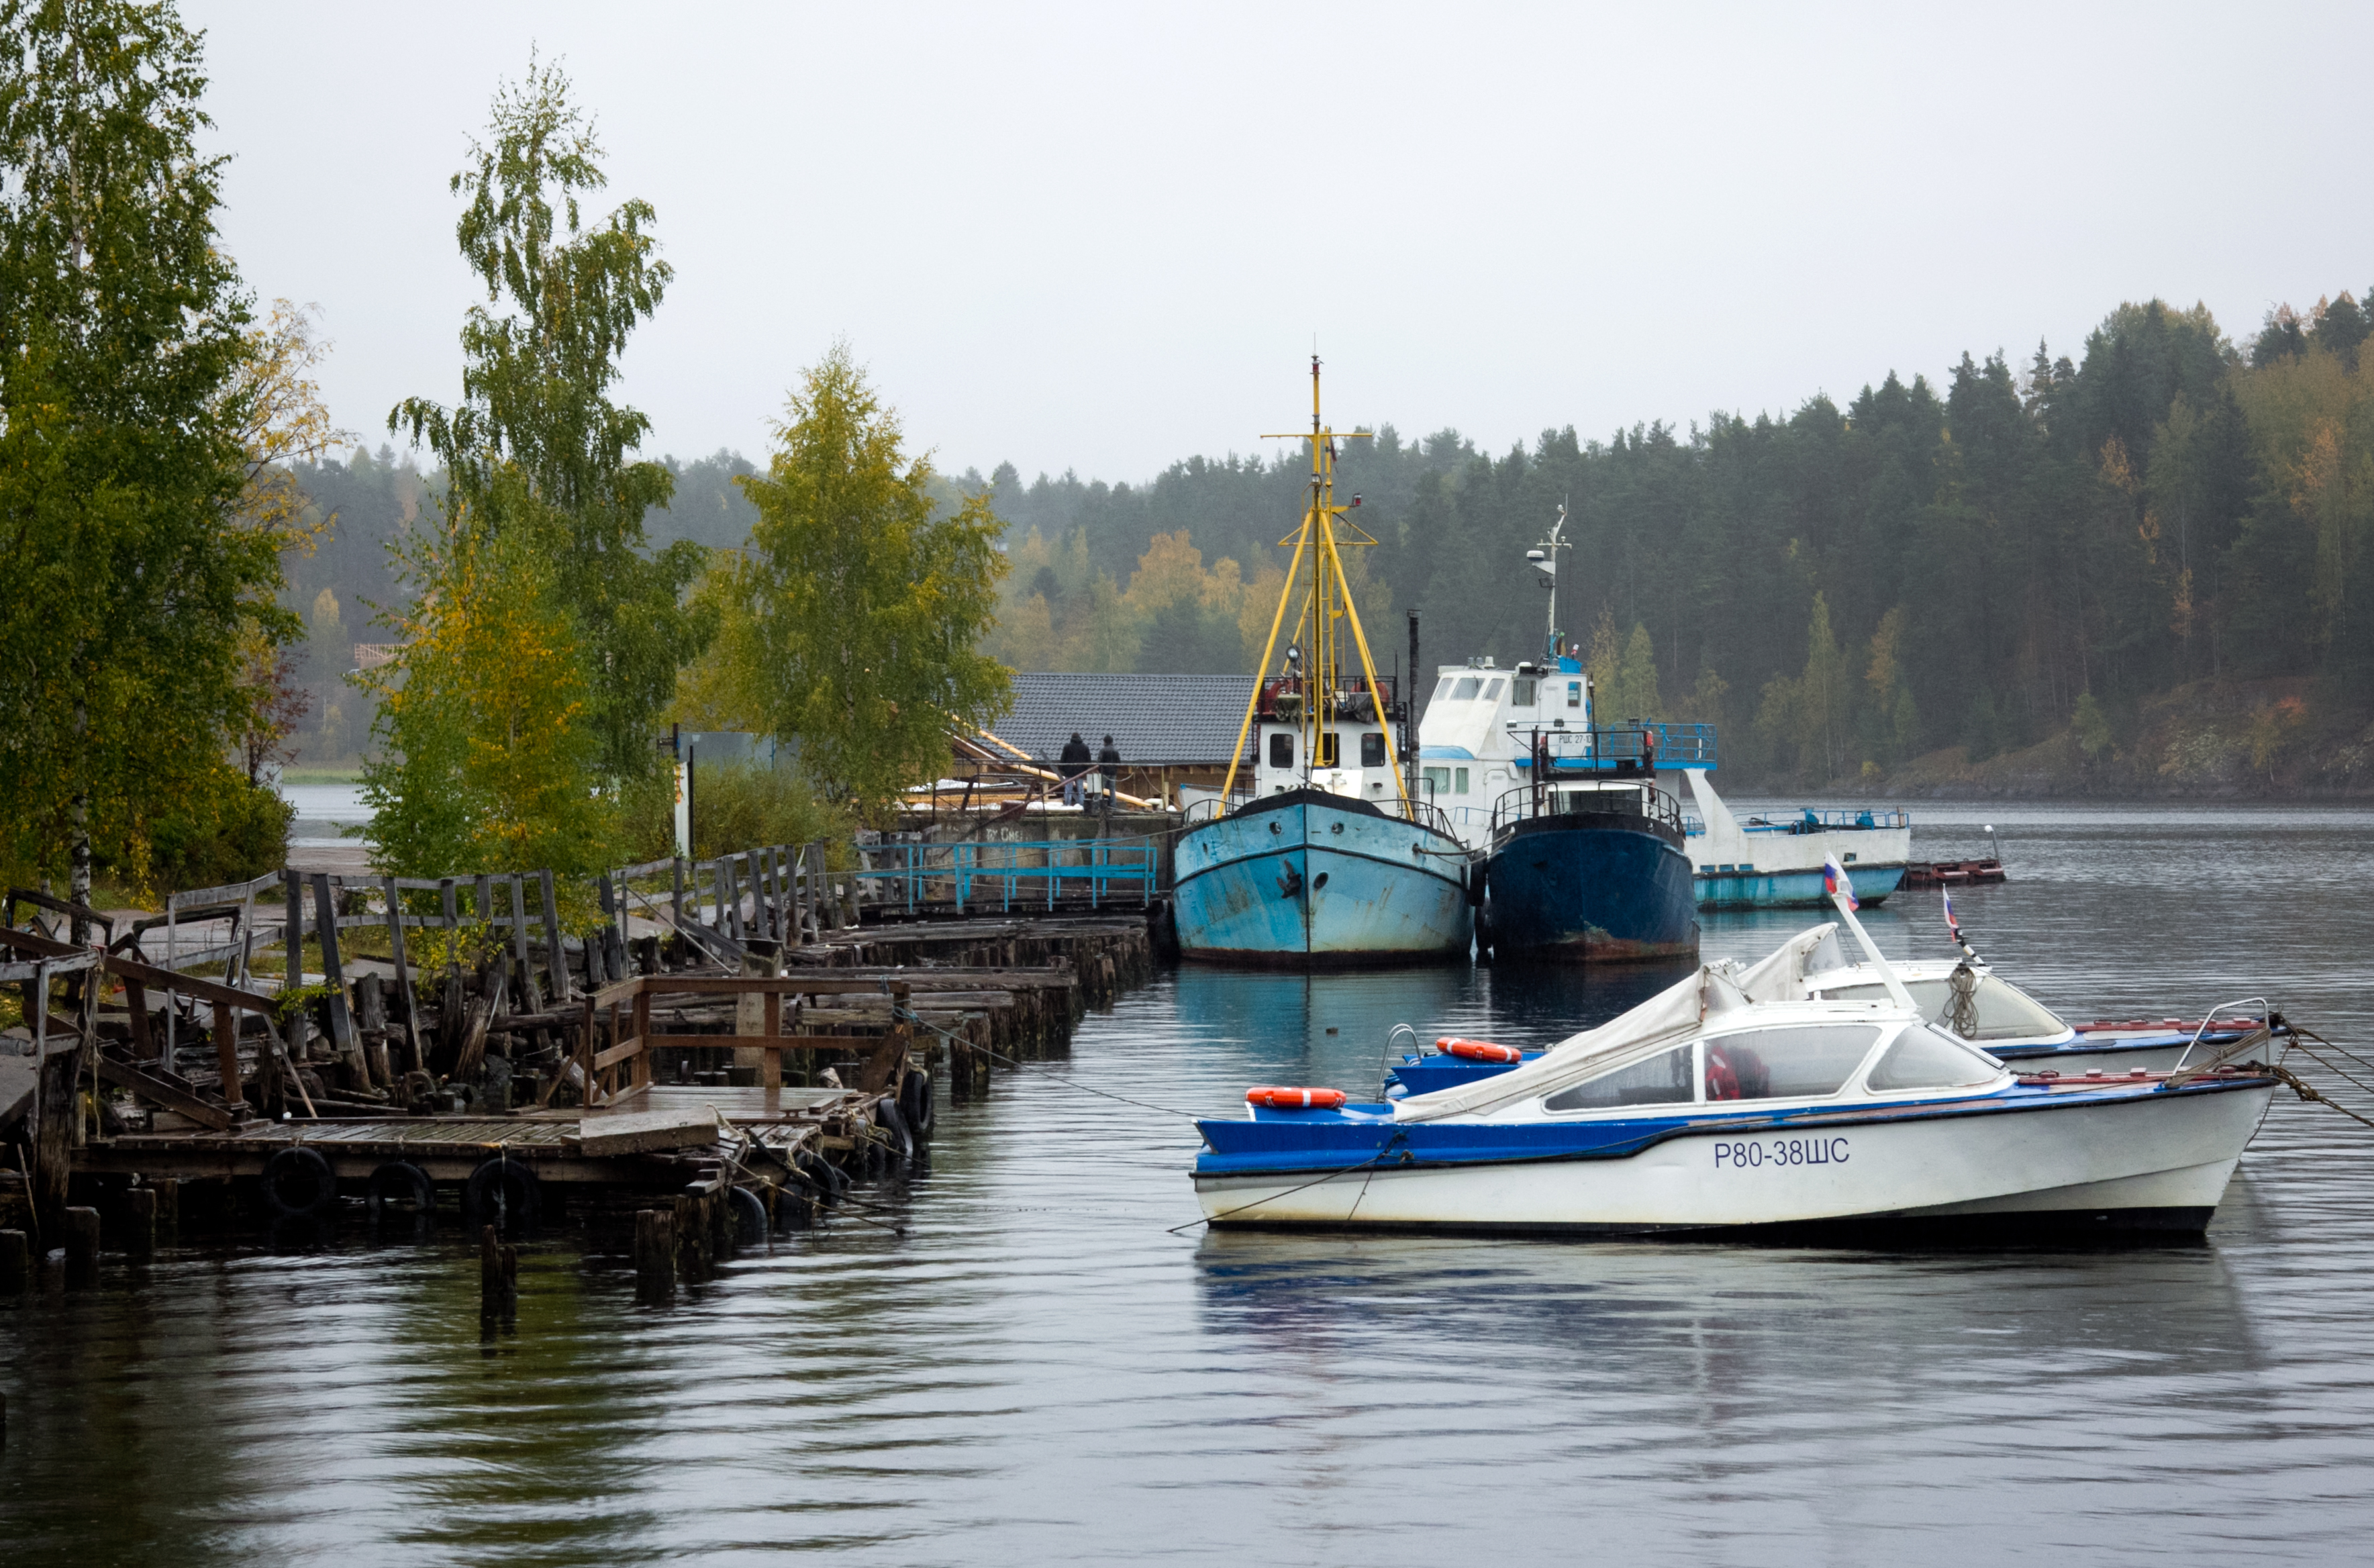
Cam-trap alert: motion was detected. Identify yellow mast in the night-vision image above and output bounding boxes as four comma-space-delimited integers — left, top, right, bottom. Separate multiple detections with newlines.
1216, 356, 1409, 810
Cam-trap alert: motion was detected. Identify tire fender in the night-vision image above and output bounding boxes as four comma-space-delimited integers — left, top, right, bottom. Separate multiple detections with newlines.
464, 1156, 542, 1232
260, 1145, 337, 1220
365, 1160, 432, 1223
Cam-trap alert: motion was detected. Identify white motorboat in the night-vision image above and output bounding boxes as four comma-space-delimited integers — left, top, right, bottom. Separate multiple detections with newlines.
1195, 895, 2280, 1238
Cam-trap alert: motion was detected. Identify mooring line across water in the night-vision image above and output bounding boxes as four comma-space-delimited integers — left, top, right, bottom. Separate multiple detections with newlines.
895, 1005, 1203, 1122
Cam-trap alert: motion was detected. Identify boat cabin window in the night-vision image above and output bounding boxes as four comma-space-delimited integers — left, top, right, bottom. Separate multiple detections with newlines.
1865, 1026, 2001, 1092
1268, 732, 1294, 768
1456, 768, 1470, 793
1422, 766, 1449, 795
1567, 681, 1582, 709
1820, 976, 2065, 1042
1483, 679, 1504, 701
1452, 677, 1483, 701
1360, 732, 1387, 768
1513, 678, 1536, 706
1543, 1043, 1695, 1112
1703, 1025, 1880, 1102
1318, 732, 1340, 767
1434, 676, 1455, 701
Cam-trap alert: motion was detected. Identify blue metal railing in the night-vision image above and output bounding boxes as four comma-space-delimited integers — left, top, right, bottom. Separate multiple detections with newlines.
854, 840, 1159, 914
1512, 722, 1719, 773
1683, 806, 1910, 837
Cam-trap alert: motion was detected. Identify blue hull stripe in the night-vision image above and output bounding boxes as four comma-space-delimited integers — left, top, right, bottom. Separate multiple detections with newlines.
1194, 1075, 2275, 1179
1694, 864, 1906, 910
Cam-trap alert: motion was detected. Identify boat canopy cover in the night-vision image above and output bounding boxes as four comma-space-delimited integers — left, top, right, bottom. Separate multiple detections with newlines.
1734, 922, 1848, 1001
1394, 923, 1850, 1123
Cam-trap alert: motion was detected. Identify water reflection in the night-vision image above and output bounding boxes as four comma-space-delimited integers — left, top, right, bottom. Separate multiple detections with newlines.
1172, 959, 1693, 1097
7, 805, 2374, 1564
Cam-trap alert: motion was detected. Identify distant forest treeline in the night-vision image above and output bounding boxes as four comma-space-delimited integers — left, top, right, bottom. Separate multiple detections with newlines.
963, 289, 2374, 785
283, 288, 2374, 785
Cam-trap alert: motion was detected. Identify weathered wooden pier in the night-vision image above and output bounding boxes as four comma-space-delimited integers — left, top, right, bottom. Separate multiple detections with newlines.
1, 842, 1158, 1293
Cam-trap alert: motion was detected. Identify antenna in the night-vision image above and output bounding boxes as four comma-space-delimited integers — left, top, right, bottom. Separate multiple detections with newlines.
1529, 503, 1569, 660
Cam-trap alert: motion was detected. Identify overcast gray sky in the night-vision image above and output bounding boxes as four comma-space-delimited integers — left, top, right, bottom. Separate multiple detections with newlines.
193, 1, 2374, 484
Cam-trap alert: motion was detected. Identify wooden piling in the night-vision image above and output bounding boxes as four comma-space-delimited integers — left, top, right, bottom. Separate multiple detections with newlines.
154, 1177, 179, 1233
63, 1204, 100, 1285
634, 1208, 674, 1301
0, 1228, 28, 1292
124, 1186, 156, 1260
479, 1223, 518, 1322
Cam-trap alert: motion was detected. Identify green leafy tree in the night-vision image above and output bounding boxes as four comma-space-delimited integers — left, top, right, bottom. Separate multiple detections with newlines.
733, 346, 1011, 814
392, 56, 704, 783
359, 470, 615, 876
0, 0, 295, 917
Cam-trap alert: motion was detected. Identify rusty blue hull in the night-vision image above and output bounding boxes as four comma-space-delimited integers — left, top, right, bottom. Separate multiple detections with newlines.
1173, 789, 1473, 968
1483, 814, 1700, 963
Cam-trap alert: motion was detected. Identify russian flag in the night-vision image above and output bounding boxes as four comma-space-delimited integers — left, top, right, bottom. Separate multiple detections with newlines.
1822, 852, 1859, 911
1942, 885, 1961, 940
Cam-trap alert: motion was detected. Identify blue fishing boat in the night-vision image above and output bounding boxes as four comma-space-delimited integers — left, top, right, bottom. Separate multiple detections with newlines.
1172, 359, 1472, 968
1468, 508, 1705, 964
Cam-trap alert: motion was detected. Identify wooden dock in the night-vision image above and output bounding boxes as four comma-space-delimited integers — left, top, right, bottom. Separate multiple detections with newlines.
4, 879, 1157, 1269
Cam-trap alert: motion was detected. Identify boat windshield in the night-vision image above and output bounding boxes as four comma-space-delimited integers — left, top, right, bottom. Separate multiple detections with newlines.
1865, 1025, 2002, 1092
1543, 1043, 1693, 1112
1822, 976, 2065, 1041
1704, 1025, 1880, 1102
1452, 677, 1483, 700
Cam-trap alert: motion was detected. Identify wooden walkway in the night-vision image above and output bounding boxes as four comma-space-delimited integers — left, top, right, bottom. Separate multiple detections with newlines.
75, 1085, 885, 1186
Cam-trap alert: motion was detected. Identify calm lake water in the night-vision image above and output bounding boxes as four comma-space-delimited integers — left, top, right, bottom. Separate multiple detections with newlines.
7, 803, 2374, 1564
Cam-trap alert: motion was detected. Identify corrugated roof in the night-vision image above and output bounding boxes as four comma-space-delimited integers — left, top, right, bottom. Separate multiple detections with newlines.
989, 673, 1258, 765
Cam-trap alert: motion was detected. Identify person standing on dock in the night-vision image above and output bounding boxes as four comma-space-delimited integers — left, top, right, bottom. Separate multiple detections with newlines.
1059, 732, 1091, 807
1097, 736, 1122, 818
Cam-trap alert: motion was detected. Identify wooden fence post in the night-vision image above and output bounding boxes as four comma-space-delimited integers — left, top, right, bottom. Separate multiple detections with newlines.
311, 874, 359, 1063
539, 870, 569, 1003
509, 874, 542, 1013
283, 868, 306, 987
597, 872, 622, 983
381, 875, 422, 1075
213, 1001, 242, 1116
438, 879, 460, 981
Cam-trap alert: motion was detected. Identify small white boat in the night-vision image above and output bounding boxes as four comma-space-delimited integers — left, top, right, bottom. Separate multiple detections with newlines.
1793, 940, 2281, 1077
1195, 899, 2279, 1238
1681, 768, 1912, 909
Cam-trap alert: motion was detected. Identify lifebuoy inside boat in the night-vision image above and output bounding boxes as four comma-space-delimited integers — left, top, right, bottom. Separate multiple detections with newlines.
1436, 1038, 1522, 1063
1246, 1086, 1348, 1109
1703, 1044, 1769, 1101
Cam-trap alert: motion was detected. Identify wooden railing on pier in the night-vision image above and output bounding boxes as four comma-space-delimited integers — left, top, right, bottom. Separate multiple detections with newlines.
573, 973, 918, 1107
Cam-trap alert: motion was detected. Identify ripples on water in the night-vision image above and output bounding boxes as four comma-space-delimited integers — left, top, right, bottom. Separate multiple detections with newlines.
6, 805, 2374, 1564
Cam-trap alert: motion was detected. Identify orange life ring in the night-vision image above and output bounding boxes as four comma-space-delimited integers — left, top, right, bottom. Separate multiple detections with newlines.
1245, 1085, 1348, 1110
1436, 1038, 1522, 1063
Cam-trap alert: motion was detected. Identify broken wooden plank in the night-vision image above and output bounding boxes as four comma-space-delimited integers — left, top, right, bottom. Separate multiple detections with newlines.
570, 1106, 722, 1157
93, 1054, 234, 1131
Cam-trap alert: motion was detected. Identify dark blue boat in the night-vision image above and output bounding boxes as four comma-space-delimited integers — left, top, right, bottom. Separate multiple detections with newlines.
1479, 730, 1700, 964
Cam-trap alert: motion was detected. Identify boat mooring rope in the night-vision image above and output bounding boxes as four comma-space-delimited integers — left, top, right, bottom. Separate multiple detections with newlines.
893, 1005, 1201, 1122
1168, 1130, 1411, 1234
2253, 1023, 2374, 1132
